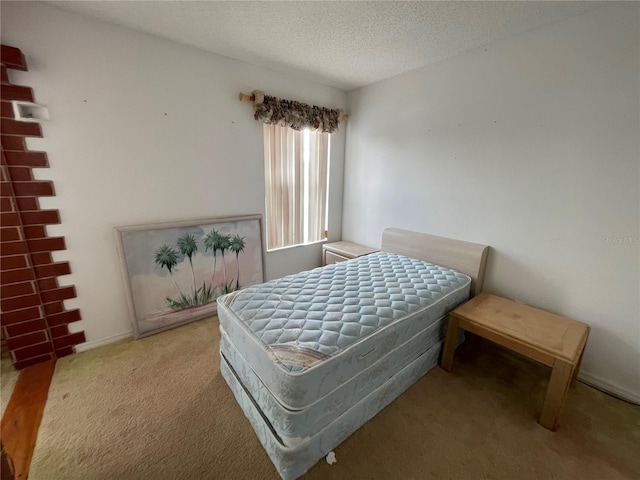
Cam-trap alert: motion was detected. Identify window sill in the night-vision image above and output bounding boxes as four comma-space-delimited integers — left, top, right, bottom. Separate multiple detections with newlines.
266, 238, 327, 254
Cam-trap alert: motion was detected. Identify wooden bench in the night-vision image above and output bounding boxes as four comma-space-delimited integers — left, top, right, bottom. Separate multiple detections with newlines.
440, 293, 590, 431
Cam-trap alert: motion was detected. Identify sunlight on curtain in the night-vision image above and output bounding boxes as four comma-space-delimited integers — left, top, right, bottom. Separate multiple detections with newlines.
263, 124, 330, 250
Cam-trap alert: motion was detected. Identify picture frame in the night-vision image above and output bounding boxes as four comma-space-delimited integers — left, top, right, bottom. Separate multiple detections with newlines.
114, 214, 265, 339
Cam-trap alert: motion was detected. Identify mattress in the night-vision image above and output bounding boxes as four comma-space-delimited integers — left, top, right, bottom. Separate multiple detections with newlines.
217, 251, 471, 411
221, 338, 444, 480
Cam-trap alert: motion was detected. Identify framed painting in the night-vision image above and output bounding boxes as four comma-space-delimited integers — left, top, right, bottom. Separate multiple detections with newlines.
114, 214, 265, 339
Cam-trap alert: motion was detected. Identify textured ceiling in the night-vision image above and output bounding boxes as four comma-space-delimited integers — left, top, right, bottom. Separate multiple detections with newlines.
50, 1, 605, 91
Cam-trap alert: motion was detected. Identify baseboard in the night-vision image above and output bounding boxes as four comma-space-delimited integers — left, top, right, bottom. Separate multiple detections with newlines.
578, 371, 640, 405
73, 332, 132, 353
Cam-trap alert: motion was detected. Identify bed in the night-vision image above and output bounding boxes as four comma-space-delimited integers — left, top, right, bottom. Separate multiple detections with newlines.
218, 228, 489, 479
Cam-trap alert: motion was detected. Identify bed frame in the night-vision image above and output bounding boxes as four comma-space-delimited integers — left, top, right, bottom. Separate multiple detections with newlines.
381, 228, 490, 297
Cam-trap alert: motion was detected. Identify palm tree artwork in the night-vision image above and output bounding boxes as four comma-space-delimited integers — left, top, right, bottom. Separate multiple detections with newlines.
177, 233, 198, 294
218, 234, 232, 293
230, 235, 246, 290
118, 216, 264, 339
153, 226, 252, 312
153, 245, 183, 297
203, 229, 221, 285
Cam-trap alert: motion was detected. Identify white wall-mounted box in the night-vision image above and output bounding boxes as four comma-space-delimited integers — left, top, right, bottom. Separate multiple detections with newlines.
12, 101, 49, 122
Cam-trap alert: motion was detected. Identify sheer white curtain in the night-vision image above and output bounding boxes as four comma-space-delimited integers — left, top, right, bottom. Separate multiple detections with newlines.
306, 129, 329, 244
263, 124, 330, 250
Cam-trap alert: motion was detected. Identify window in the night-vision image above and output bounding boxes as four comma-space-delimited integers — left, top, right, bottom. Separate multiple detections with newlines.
263, 124, 330, 251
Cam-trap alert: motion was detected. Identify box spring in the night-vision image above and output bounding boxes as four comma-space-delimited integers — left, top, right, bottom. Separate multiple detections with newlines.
220, 314, 454, 446
221, 339, 443, 480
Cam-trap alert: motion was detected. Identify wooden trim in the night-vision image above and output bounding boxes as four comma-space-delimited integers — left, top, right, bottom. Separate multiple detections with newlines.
1, 441, 15, 480
1, 359, 56, 480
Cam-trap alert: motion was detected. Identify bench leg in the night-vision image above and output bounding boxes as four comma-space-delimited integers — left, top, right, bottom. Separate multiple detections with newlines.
570, 346, 585, 388
440, 315, 460, 372
539, 358, 574, 431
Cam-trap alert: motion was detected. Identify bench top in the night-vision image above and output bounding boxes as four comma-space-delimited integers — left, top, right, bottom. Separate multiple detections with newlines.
451, 293, 590, 363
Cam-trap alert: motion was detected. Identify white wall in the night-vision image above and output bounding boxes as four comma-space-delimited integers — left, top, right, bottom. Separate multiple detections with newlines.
1, 2, 347, 347
344, 4, 640, 402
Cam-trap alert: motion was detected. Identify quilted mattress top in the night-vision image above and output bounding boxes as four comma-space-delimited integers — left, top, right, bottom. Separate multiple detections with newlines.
222, 251, 470, 373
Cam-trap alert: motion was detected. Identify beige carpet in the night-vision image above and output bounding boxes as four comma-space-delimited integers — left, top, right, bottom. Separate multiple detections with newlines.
29, 317, 639, 480
1, 356, 20, 417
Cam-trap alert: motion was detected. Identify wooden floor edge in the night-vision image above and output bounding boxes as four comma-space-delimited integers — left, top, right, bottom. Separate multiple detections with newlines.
1, 359, 56, 480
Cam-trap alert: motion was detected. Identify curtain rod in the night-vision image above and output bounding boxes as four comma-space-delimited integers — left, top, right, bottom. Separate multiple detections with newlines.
239, 92, 348, 121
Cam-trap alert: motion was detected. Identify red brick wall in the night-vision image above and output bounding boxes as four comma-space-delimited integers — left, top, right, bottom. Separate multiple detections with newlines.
1, 45, 84, 369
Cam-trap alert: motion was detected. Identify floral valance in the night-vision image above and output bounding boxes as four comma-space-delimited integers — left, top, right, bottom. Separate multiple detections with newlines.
252, 91, 341, 134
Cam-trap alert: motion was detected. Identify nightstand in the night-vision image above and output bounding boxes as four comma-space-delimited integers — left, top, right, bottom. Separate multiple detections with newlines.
322, 241, 379, 266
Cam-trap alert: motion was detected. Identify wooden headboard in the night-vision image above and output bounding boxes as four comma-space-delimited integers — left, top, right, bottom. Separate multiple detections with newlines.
381, 228, 489, 297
